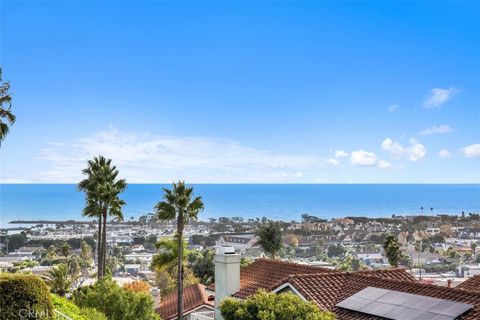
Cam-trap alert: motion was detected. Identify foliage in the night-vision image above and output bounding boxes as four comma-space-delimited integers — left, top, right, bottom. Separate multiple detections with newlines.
241, 257, 253, 268
0, 233, 27, 253
327, 244, 345, 258
73, 277, 160, 320
152, 237, 190, 272
78, 156, 127, 280
190, 249, 215, 285
155, 181, 204, 319
123, 280, 151, 294
62, 242, 72, 258
51, 294, 107, 320
220, 290, 335, 320
338, 255, 364, 271
0, 273, 53, 320
155, 265, 198, 297
43, 263, 80, 296
0, 67, 15, 145
106, 256, 120, 274
256, 220, 284, 260
383, 234, 402, 267
284, 234, 299, 247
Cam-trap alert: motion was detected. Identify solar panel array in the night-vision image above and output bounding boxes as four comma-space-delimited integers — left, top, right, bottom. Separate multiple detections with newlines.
336, 286, 473, 320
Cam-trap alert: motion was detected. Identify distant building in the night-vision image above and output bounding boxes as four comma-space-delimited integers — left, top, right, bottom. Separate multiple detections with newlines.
215, 234, 258, 253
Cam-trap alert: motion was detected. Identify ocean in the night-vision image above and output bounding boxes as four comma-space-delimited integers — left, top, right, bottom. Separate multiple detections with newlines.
1, 184, 479, 227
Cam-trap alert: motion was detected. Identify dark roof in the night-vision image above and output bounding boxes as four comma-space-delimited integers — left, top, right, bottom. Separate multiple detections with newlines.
273, 271, 480, 320
457, 275, 480, 293
156, 283, 213, 320
206, 258, 333, 298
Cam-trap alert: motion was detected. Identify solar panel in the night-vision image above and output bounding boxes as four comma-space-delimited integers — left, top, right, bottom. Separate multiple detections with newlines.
335, 286, 474, 320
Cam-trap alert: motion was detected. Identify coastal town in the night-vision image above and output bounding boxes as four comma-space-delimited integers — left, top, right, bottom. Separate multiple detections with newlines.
1, 0, 480, 319
1, 210, 480, 319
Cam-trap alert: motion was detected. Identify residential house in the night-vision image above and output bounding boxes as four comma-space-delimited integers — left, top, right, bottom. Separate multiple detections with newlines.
156, 283, 214, 320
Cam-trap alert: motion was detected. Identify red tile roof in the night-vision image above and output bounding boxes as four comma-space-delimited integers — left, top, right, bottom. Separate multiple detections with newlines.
272, 271, 480, 320
269, 268, 417, 311
206, 258, 334, 299
457, 275, 480, 293
155, 283, 214, 320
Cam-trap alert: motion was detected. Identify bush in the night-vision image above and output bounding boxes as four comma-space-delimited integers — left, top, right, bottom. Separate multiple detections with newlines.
123, 280, 151, 293
220, 290, 335, 320
0, 273, 53, 320
73, 277, 160, 320
51, 295, 107, 320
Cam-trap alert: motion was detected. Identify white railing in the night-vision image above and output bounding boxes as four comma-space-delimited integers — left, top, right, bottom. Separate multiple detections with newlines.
191, 311, 215, 320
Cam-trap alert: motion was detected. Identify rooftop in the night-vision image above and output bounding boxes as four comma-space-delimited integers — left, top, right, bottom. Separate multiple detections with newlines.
207, 258, 333, 299
457, 276, 480, 293
156, 283, 214, 320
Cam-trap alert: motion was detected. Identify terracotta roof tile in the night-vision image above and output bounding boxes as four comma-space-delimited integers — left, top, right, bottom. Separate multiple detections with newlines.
274, 271, 480, 320
457, 275, 480, 293
270, 268, 417, 311
206, 258, 333, 298
155, 283, 214, 320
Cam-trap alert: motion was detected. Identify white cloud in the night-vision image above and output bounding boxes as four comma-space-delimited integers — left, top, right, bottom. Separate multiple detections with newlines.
423, 87, 458, 109
350, 150, 377, 167
335, 150, 349, 158
326, 158, 341, 167
461, 144, 480, 158
388, 104, 399, 112
8, 127, 321, 183
377, 160, 392, 170
419, 125, 453, 136
382, 138, 426, 162
438, 149, 451, 159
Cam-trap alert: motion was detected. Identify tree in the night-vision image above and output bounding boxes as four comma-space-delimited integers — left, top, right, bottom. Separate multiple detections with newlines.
220, 290, 335, 320
383, 234, 402, 267
80, 240, 93, 265
43, 263, 80, 296
151, 237, 189, 273
327, 244, 345, 258
471, 242, 477, 261
61, 242, 72, 259
0, 68, 15, 145
123, 280, 151, 294
190, 249, 215, 285
1, 233, 26, 253
339, 255, 364, 271
78, 156, 127, 280
256, 220, 283, 260
73, 277, 159, 320
155, 181, 204, 320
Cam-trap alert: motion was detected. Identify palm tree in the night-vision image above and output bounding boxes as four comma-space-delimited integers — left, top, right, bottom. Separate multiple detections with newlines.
256, 220, 283, 260
152, 237, 189, 274
43, 263, 80, 296
0, 68, 15, 145
78, 156, 127, 279
155, 181, 204, 320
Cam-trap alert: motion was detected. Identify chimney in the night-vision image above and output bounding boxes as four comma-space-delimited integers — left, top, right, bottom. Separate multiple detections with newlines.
447, 279, 452, 288
214, 248, 241, 320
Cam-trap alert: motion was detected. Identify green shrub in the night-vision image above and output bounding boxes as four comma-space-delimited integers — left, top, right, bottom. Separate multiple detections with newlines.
72, 277, 160, 320
220, 290, 335, 320
0, 273, 53, 320
51, 295, 106, 320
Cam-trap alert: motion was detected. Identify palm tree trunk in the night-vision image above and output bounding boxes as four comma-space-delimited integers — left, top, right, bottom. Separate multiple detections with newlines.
97, 215, 103, 280
101, 208, 108, 277
177, 230, 184, 320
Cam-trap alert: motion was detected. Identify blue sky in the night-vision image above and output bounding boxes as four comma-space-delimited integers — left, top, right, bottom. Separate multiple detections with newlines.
0, 1, 479, 183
